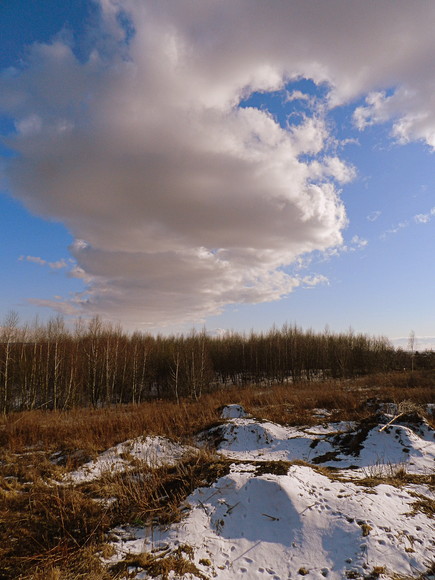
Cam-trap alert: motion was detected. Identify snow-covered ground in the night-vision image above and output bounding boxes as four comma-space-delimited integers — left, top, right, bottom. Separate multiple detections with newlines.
212, 411, 435, 475
66, 435, 193, 483
72, 404, 435, 579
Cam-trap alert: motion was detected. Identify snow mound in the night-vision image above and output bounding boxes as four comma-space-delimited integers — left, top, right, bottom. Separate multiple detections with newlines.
209, 413, 435, 474
211, 418, 336, 463
107, 463, 435, 579
220, 404, 248, 418
67, 435, 192, 483
324, 413, 435, 473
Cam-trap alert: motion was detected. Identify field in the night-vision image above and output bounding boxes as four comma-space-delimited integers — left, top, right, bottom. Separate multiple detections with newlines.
0, 371, 434, 579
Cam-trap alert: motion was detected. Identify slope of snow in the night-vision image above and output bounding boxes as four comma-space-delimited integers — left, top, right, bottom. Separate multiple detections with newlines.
90, 407, 435, 579
220, 404, 249, 419
325, 422, 435, 474
107, 463, 434, 579
211, 418, 337, 463
66, 435, 192, 483
212, 414, 435, 475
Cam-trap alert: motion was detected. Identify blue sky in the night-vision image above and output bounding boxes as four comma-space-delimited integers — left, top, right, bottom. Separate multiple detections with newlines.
1, 1, 435, 348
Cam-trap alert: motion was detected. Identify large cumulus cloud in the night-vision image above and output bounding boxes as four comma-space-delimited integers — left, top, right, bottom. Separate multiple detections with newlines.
1, 0, 435, 328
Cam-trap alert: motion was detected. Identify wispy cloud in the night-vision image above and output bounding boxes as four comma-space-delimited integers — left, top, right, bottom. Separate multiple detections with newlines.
321, 235, 368, 260
367, 211, 381, 222
301, 274, 329, 288
380, 221, 409, 239
380, 205, 435, 239
27, 298, 81, 316
19, 255, 68, 270
391, 336, 435, 351
285, 90, 311, 103
414, 207, 435, 224
349, 235, 368, 250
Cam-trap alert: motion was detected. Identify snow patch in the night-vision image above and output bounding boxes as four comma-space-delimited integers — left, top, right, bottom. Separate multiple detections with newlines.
106, 463, 435, 579
220, 404, 248, 419
66, 436, 192, 483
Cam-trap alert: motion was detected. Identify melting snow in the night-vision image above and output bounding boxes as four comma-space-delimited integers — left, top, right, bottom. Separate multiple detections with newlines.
66, 435, 192, 483
111, 464, 434, 579
220, 404, 249, 419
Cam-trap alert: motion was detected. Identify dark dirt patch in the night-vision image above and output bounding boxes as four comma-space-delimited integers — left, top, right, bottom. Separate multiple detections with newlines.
332, 413, 389, 457
253, 460, 292, 476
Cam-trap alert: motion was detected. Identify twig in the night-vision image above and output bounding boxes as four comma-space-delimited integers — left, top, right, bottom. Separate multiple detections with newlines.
197, 499, 209, 515
299, 503, 316, 515
379, 413, 405, 432
226, 501, 240, 514
261, 512, 279, 521
379, 400, 421, 432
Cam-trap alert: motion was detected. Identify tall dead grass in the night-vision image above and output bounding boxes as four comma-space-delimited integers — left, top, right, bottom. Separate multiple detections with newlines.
0, 371, 433, 456
0, 449, 229, 579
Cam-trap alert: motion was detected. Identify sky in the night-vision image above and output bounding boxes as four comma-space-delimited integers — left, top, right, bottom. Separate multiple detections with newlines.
1, 1, 435, 347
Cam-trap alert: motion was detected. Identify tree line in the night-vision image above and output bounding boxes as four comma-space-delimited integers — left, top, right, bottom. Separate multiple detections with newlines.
0, 311, 425, 412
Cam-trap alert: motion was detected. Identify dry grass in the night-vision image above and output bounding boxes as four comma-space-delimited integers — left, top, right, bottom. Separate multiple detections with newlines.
357, 464, 435, 490
0, 448, 230, 579
0, 481, 111, 578
109, 545, 208, 580
407, 491, 435, 519
84, 449, 231, 529
388, 562, 435, 580
0, 399, 218, 456
0, 371, 433, 457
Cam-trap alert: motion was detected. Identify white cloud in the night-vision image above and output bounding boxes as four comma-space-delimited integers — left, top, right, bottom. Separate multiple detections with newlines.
285, 90, 310, 103
414, 207, 435, 224
349, 235, 368, 250
354, 86, 435, 149
15, 114, 42, 136
367, 211, 381, 222
19, 255, 68, 270
3, 1, 435, 328
415, 214, 431, 224
301, 274, 329, 288
320, 234, 368, 261
380, 206, 435, 239
353, 91, 394, 130
391, 336, 435, 351
28, 298, 82, 317
380, 221, 409, 239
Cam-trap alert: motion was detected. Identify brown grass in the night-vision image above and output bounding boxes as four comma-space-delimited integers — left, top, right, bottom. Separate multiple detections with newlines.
0, 448, 230, 579
84, 449, 231, 529
407, 491, 435, 518
0, 371, 433, 456
109, 545, 208, 580
0, 481, 111, 578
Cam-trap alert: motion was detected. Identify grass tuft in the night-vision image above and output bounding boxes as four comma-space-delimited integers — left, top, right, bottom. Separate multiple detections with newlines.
109, 544, 208, 579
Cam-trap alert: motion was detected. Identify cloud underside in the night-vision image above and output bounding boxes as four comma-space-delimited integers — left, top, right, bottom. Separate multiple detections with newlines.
2, 0, 435, 327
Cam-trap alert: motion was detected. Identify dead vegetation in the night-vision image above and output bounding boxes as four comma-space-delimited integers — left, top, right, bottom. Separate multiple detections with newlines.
0, 480, 111, 578
0, 449, 230, 579
0, 370, 433, 457
109, 545, 208, 580
407, 491, 435, 518
356, 466, 435, 490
